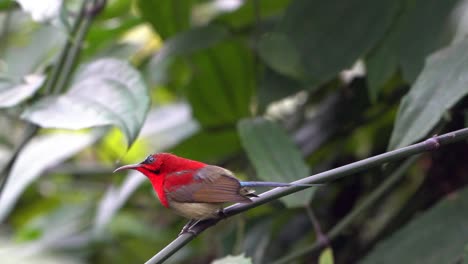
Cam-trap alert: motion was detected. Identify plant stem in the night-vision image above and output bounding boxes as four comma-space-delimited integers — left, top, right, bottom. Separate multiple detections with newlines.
145, 128, 468, 264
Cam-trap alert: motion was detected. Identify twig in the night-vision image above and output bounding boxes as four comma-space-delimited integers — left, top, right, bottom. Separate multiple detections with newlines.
305, 203, 329, 248
145, 128, 468, 264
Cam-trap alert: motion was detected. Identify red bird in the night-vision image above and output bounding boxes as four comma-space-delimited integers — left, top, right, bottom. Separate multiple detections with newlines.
114, 153, 311, 233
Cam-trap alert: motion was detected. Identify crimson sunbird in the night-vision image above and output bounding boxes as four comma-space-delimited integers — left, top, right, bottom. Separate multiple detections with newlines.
114, 153, 313, 233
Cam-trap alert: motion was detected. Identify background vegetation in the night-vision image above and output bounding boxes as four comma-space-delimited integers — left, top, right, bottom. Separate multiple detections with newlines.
1, 0, 468, 263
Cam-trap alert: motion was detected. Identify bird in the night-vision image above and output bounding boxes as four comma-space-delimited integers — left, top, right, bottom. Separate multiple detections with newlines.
113, 153, 313, 234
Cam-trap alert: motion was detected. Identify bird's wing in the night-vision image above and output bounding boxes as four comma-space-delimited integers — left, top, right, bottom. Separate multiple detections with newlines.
165, 165, 252, 203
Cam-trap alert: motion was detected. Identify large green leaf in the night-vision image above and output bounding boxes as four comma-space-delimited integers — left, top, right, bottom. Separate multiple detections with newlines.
170, 128, 241, 163
0, 131, 101, 222
360, 186, 468, 264
1, 16, 64, 78
185, 40, 254, 128
136, 0, 192, 39
21, 58, 150, 146
272, 0, 398, 84
389, 38, 468, 149
216, 0, 291, 29
258, 32, 304, 80
366, 0, 459, 101
237, 118, 313, 208
258, 68, 302, 110
147, 25, 229, 85
0, 15, 65, 107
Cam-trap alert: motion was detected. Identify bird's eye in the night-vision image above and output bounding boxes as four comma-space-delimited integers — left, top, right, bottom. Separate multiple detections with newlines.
143, 155, 155, 164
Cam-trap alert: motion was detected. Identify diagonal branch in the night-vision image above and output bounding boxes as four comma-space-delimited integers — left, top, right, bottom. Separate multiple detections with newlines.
145, 128, 468, 264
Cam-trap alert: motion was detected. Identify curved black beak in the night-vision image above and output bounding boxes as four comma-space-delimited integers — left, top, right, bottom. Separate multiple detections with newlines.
113, 163, 141, 173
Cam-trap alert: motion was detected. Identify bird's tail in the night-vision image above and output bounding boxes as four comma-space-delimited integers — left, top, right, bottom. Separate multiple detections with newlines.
240, 181, 317, 188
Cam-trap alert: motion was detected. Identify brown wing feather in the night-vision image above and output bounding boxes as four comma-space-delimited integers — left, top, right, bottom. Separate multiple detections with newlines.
166, 166, 252, 203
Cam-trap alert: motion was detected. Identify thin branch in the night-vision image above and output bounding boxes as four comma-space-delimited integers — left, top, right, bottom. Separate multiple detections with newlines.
145, 128, 468, 264
305, 203, 329, 249
273, 155, 419, 264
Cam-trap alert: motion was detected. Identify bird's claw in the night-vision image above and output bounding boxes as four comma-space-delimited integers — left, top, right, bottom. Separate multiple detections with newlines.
217, 209, 227, 218
178, 219, 200, 236
178, 227, 197, 236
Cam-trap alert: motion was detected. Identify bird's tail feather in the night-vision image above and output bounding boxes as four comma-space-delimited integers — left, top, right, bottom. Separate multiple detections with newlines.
240, 181, 317, 188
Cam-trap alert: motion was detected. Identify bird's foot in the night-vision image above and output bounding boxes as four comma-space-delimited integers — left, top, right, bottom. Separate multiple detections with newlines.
217, 209, 227, 219
178, 219, 200, 236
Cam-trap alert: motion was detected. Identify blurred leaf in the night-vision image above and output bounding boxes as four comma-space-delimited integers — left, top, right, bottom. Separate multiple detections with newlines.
171, 128, 241, 163
0, 0, 14, 10
98, 102, 199, 163
258, 33, 304, 80
278, 0, 398, 84
84, 16, 141, 58
98, 0, 132, 20
212, 254, 252, 264
360, 187, 468, 264
389, 38, 468, 149
136, 0, 192, 39
216, 0, 291, 29
148, 25, 229, 85
319, 247, 334, 264
94, 171, 146, 234
22, 58, 150, 146
0, 131, 101, 222
15, 0, 61, 22
366, 0, 458, 101
463, 244, 468, 264
0, 74, 45, 108
237, 118, 313, 207
243, 218, 273, 263
2, 18, 65, 79
186, 40, 254, 128
0, 238, 84, 264
258, 67, 302, 110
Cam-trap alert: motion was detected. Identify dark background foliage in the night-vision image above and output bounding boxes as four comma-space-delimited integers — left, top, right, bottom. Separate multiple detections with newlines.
0, 0, 468, 263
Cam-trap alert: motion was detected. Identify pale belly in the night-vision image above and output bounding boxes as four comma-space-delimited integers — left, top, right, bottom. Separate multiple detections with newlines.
168, 200, 222, 220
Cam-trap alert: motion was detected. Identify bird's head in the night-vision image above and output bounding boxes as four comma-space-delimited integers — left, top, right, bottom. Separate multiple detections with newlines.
113, 153, 206, 178
113, 153, 166, 177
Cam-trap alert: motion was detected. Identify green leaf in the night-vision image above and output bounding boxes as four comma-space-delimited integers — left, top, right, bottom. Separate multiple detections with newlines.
0, 16, 66, 81
0, 74, 45, 108
0, 131, 101, 222
21, 58, 150, 146
185, 40, 254, 128
463, 244, 468, 264
216, 0, 291, 29
237, 118, 313, 208
258, 32, 304, 80
136, 0, 192, 39
212, 254, 252, 264
389, 38, 468, 149
278, 0, 398, 84
148, 25, 229, 85
366, 0, 458, 101
360, 186, 468, 264
258, 68, 302, 110
170, 128, 241, 163
319, 247, 335, 264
